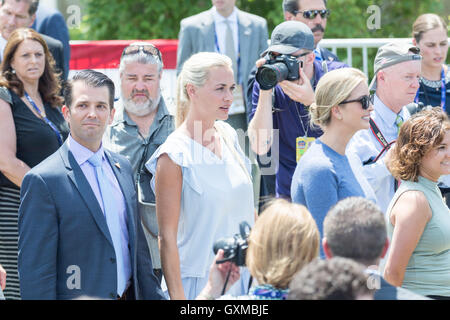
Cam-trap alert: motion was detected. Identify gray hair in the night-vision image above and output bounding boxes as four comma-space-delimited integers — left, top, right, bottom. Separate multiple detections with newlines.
323, 197, 387, 266
119, 42, 163, 75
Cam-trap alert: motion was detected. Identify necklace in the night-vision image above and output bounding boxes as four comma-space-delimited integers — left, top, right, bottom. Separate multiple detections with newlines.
293, 102, 310, 137
415, 67, 447, 111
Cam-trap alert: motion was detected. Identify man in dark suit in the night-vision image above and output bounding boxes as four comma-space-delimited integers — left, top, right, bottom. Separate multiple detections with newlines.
0, 0, 66, 79
18, 70, 165, 300
322, 197, 429, 300
31, 4, 70, 80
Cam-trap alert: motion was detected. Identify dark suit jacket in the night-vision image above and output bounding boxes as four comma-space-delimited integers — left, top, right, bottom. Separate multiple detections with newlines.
18, 142, 165, 300
32, 5, 70, 79
320, 46, 340, 63
42, 34, 67, 81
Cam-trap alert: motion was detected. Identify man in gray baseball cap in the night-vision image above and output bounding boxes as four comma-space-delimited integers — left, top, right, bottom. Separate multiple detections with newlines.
248, 20, 348, 200
369, 42, 422, 91
260, 20, 315, 57
347, 41, 422, 213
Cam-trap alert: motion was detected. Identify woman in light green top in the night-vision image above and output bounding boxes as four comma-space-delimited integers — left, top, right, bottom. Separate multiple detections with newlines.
383, 109, 450, 299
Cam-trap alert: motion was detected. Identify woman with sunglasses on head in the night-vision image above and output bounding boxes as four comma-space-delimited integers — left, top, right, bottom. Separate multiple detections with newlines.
291, 67, 376, 258
146, 52, 255, 300
412, 14, 450, 207
383, 109, 450, 299
0, 28, 68, 300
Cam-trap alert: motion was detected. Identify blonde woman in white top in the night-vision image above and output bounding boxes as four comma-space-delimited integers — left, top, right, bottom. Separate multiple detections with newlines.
147, 52, 254, 300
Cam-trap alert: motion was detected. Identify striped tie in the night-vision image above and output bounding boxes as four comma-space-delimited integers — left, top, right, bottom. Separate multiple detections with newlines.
225, 19, 238, 83
88, 153, 126, 296
395, 114, 404, 134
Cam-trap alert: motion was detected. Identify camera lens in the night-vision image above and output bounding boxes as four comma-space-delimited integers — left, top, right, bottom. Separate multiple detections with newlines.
256, 63, 289, 90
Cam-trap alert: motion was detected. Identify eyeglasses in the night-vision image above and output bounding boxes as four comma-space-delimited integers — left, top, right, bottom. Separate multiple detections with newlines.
294, 9, 330, 19
339, 95, 374, 110
121, 43, 162, 62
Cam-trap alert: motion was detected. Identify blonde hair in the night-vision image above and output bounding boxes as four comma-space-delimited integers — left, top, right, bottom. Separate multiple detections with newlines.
246, 199, 319, 289
175, 52, 232, 128
413, 14, 447, 44
309, 68, 367, 128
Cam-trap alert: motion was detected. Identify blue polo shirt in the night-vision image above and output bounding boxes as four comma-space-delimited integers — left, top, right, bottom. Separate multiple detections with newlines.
250, 59, 348, 198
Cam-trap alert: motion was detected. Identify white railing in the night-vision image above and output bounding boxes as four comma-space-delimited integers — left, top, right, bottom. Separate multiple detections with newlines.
320, 38, 450, 76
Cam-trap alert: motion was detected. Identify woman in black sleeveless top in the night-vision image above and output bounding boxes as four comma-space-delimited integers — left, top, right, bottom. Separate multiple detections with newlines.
0, 28, 68, 300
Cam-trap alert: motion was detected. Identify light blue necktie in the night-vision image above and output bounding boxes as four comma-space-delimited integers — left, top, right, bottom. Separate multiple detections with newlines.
88, 153, 126, 296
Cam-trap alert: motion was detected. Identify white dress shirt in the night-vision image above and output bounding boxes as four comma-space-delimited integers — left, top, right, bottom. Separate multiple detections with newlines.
0, 36, 7, 61
346, 94, 411, 213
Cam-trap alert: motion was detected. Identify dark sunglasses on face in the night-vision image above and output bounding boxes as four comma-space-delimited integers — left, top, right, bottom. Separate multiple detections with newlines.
121, 43, 162, 61
294, 9, 330, 19
339, 95, 374, 110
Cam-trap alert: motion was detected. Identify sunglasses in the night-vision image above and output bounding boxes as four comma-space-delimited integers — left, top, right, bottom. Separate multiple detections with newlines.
339, 95, 373, 110
294, 9, 330, 19
121, 43, 162, 61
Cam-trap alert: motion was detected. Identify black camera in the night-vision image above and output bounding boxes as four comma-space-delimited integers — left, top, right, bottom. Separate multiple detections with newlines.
213, 221, 251, 267
255, 54, 302, 90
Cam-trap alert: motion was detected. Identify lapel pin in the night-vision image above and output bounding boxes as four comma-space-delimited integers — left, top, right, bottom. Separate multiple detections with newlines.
115, 162, 121, 169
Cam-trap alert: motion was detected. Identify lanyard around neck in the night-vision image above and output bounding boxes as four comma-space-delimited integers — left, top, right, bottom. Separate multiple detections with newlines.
415, 68, 446, 112
24, 91, 63, 146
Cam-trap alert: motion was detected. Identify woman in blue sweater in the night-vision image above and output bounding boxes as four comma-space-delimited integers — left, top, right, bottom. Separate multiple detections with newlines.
291, 68, 377, 257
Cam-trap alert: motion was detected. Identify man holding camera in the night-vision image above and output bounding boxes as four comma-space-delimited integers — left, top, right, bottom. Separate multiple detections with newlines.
248, 20, 347, 200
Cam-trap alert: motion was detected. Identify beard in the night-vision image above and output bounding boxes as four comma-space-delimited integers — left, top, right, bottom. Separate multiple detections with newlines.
122, 91, 161, 117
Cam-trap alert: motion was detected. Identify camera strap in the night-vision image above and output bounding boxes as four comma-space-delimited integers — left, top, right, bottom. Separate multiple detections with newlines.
365, 118, 399, 191
363, 118, 395, 165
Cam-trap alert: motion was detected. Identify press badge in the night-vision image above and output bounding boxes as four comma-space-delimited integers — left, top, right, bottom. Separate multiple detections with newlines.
296, 136, 315, 162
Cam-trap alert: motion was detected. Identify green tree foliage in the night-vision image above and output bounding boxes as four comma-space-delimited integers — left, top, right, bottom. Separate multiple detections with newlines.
73, 0, 448, 71
326, 0, 445, 39
75, 0, 446, 40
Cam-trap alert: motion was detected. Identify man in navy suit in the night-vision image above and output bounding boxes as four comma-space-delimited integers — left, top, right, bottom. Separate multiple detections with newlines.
18, 70, 165, 300
31, 3, 70, 79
